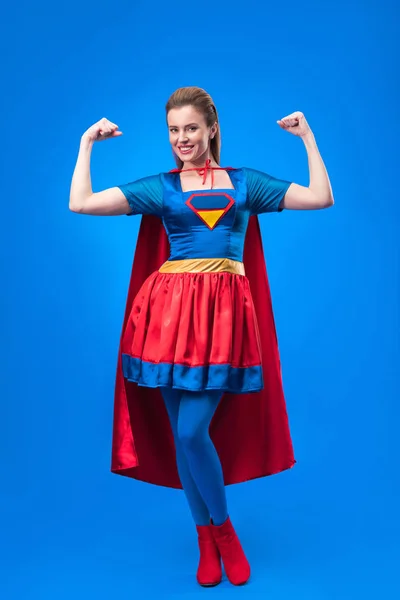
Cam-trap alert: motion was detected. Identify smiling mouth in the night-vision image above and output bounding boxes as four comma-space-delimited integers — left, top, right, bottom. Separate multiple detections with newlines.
179, 146, 194, 153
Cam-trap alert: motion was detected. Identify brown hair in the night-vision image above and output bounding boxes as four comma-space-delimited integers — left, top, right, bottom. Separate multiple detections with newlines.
165, 86, 221, 168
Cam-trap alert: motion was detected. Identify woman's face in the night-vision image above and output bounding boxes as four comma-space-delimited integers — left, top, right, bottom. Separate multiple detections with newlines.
167, 105, 217, 165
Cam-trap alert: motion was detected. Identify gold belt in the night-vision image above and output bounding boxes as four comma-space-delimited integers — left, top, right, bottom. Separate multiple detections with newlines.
158, 258, 245, 275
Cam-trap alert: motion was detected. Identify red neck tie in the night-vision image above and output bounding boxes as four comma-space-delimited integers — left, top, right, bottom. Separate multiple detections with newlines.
170, 158, 233, 189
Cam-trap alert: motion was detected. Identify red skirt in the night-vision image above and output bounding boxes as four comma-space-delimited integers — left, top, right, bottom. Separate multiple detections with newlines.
121, 270, 264, 393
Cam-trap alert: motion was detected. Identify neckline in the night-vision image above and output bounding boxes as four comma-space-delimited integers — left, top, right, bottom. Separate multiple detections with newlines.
170, 158, 237, 193
177, 169, 237, 194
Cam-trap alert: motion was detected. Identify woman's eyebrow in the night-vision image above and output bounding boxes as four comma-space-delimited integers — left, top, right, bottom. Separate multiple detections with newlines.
169, 122, 200, 128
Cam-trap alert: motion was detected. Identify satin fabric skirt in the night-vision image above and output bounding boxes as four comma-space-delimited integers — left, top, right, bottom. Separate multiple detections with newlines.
121, 270, 264, 393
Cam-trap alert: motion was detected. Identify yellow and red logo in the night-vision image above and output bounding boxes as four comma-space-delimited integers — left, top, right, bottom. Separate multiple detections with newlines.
185, 193, 235, 230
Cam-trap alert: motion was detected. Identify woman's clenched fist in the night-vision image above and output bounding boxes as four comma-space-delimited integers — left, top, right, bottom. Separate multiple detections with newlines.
277, 111, 312, 138
82, 117, 123, 142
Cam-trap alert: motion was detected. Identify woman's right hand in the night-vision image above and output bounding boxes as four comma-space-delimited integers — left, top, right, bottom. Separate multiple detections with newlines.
82, 117, 123, 142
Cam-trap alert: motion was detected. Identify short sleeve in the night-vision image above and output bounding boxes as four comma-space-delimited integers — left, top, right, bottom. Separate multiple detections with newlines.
117, 173, 163, 217
243, 167, 292, 215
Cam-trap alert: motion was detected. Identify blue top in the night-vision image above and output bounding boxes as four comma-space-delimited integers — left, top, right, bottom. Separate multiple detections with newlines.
117, 168, 292, 262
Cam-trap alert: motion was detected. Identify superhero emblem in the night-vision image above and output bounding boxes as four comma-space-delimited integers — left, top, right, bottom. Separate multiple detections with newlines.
185, 193, 235, 230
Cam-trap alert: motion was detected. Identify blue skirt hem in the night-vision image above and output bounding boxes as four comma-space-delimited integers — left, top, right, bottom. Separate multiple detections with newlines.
122, 354, 264, 394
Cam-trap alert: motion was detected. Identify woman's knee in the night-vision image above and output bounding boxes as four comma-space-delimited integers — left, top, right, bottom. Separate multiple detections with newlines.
177, 417, 206, 450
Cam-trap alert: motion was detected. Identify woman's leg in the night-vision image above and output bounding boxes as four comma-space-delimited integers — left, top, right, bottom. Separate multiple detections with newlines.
177, 390, 228, 527
161, 387, 211, 526
163, 388, 249, 586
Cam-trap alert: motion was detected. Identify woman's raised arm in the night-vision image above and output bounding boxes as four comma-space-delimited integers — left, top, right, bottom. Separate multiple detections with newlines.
69, 118, 129, 216
277, 111, 334, 210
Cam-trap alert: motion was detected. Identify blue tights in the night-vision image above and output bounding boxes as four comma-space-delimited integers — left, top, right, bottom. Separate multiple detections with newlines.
161, 387, 228, 526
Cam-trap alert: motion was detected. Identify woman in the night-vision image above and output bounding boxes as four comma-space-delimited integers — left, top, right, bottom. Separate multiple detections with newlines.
69, 87, 334, 587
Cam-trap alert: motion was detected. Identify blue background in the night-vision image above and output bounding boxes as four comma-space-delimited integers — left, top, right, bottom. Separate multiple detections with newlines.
2, 0, 399, 597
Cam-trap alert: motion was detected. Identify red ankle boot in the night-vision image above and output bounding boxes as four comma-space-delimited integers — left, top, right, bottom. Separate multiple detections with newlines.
210, 516, 251, 585
195, 524, 222, 587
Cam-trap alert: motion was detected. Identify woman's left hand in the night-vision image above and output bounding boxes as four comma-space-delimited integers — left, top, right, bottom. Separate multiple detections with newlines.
277, 111, 312, 138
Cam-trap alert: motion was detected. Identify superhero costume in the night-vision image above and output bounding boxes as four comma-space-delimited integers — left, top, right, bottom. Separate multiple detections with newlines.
111, 163, 296, 488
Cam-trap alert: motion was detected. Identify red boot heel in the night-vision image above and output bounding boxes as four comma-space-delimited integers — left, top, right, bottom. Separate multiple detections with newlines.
196, 525, 222, 587
210, 516, 251, 586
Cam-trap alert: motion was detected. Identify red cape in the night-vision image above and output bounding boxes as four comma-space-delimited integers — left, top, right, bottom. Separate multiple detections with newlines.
111, 215, 295, 488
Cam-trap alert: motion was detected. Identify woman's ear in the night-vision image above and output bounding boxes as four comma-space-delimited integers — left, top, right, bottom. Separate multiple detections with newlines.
210, 122, 218, 139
